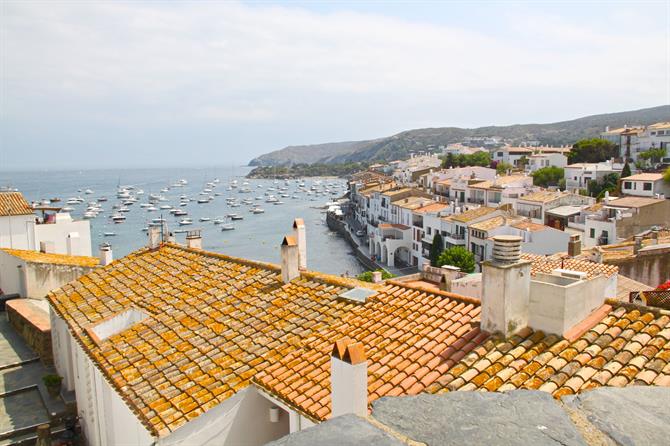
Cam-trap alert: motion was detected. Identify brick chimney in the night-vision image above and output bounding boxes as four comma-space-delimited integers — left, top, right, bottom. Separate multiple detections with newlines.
330, 338, 367, 417
281, 235, 300, 283
99, 243, 113, 266
148, 226, 161, 250
292, 218, 307, 270
568, 234, 581, 257
481, 236, 531, 337
186, 230, 202, 250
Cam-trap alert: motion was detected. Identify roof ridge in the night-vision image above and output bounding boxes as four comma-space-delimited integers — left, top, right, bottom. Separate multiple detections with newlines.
385, 279, 481, 306
606, 298, 670, 317
163, 242, 282, 272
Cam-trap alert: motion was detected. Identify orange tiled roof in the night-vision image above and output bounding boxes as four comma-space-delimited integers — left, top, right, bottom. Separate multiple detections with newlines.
445, 207, 498, 223
1, 248, 99, 267
622, 173, 663, 181
521, 252, 618, 279
427, 303, 670, 398
0, 192, 33, 216
253, 281, 484, 421
414, 202, 449, 214
47, 243, 381, 437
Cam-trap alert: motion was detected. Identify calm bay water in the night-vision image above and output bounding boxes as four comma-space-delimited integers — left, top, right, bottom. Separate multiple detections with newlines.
0, 166, 364, 276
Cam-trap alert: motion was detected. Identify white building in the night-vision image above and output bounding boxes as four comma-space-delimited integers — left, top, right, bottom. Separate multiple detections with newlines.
0, 192, 92, 256
620, 173, 670, 198
493, 146, 571, 168
526, 153, 568, 173
564, 161, 623, 191
602, 122, 670, 162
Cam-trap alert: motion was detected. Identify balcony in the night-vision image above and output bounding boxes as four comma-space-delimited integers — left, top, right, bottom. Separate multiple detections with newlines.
444, 232, 466, 245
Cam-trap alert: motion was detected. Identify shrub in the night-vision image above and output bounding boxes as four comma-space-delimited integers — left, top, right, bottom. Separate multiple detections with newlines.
357, 269, 395, 282
43, 374, 63, 387
436, 246, 476, 273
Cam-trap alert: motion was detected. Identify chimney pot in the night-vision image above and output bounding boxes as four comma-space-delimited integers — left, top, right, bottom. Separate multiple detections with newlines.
568, 234, 581, 257
148, 226, 161, 250
330, 340, 367, 417
371, 271, 383, 283
186, 230, 202, 250
292, 218, 307, 270
99, 243, 113, 266
633, 235, 643, 254
280, 235, 300, 283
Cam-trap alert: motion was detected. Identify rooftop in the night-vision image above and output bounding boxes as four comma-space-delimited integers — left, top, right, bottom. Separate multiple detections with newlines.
48, 243, 381, 437
521, 252, 618, 279
445, 207, 498, 223
468, 175, 529, 190
413, 202, 449, 214
254, 280, 484, 421
519, 190, 567, 203
270, 387, 670, 446
0, 192, 33, 217
605, 196, 665, 209
427, 302, 670, 397
1, 248, 100, 268
511, 220, 551, 232
621, 173, 663, 182
469, 215, 509, 232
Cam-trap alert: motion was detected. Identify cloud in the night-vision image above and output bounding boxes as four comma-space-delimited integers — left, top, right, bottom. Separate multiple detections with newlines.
1, 1, 667, 168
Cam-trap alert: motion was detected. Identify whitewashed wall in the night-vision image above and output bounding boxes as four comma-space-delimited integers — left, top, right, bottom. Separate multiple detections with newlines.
0, 250, 23, 295
0, 215, 36, 250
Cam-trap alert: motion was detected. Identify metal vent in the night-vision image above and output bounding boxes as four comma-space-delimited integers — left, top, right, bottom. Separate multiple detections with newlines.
340, 287, 376, 303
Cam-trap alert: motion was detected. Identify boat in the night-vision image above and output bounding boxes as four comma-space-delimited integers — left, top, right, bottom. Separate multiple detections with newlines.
230, 215, 244, 221
159, 205, 172, 210
85, 189, 93, 194
252, 208, 265, 214
97, 197, 107, 202
213, 218, 225, 225
179, 219, 193, 226
146, 206, 158, 212
62, 206, 74, 212
174, 229, 188, 234
111, 214, 126, 222
197, 198, 210, 204
199, 217, 211, 222
151, 218, 166, 224
103, 232, 116, 236
141, 227, 149, 232
174, 210, 188, 216
221, 223, 235, 231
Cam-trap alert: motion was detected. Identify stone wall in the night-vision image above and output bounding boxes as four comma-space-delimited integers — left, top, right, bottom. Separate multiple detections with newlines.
607, 244, 670, 287
6, 299, 52, 364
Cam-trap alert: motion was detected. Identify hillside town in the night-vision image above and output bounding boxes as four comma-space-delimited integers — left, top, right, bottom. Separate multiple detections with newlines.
0, 121, 668, 445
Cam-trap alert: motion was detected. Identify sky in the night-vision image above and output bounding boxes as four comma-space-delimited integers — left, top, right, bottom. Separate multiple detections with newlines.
1, 0, 669, 170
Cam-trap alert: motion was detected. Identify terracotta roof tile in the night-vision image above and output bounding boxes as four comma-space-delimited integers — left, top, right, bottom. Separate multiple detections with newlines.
0, 192, 33, 216
253, 281, 483, 422
521, 253, 618, 279
48, 243, 381, 437
428, 302, 670, 400
1, 248, 100, 267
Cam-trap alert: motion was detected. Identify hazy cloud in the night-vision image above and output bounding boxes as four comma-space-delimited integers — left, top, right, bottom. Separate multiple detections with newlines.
1, 1, 667, 169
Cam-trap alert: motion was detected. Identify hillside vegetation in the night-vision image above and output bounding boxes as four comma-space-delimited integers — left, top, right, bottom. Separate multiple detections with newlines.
249, 105, 669, 166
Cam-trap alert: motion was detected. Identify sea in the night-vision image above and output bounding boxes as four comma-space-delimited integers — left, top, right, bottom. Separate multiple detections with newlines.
0, 166, 364, 276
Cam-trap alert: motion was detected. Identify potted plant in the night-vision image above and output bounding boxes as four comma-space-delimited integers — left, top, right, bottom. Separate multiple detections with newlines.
43, 374, 63, 398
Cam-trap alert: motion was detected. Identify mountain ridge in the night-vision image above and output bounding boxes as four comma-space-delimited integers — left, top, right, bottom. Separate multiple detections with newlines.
248, 105, 669, 166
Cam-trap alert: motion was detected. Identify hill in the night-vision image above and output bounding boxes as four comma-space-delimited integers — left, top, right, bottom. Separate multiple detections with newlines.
248, 105, 669, 166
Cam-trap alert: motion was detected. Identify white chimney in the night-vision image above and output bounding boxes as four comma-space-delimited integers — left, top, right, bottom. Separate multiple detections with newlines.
330, 339, 367, 417
148, 226, 161, 250
481, 235, 531, 337
371, 271, 383, 283
292, 218, 307, 270
66, 232, 80, 255
280, 235, 300, 283
99, 243, 113, 266
186, 230, 202, 250
39, 241, 55, 254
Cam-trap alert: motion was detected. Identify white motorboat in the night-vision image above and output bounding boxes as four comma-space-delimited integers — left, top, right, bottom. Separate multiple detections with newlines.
199, 217, 211, 222
179, 219, 193, 226
252, 208, 265, 214
221, 223, 235, 231
103, 232, 116, 236
111, 214, 126, 222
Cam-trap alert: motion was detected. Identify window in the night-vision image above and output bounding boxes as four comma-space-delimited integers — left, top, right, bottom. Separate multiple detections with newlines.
643, 182, 652, 191
624, 181, 632, 189
427, 227, 432, 235
497, 152, 503, 157
589, 228, 595, 238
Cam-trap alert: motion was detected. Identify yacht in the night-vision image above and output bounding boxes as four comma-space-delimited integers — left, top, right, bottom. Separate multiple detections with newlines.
111, 214, 126, 222
174, 210, 188, 216
103, 232, 116, 237
199, 217, 211, 222
230, 215, 244, 221
221, 223, 235, 231
159, 205, 172, 210
179, 218, 193, 226
252, 208, 265, 214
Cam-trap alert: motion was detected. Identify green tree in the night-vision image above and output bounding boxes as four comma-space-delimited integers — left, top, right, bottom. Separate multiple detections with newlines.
436, 246, 476, 273
531, 166, 564, 187
569, 138, 618, 164
621, 162, 632, 178
586, 173, 619, 199
496, 161, 513, 175
517, 155, 528, 170
429, 232, 444, 266
663, 167, 670, 184
638, 148, 666, 165
357, 269, 395, 282
442, 153, 455, 168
